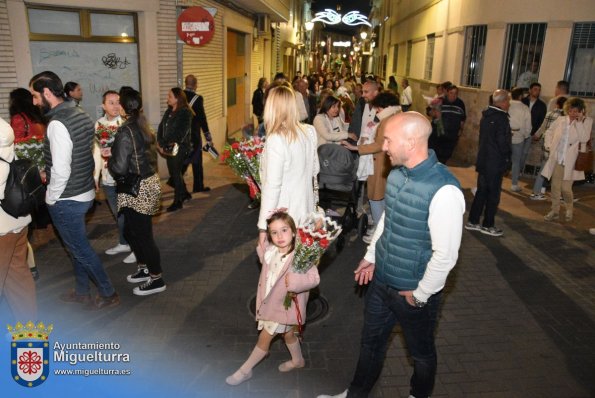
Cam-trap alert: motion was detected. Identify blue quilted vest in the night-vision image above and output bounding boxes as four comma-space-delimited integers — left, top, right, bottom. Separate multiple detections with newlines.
374, 150, 461, 290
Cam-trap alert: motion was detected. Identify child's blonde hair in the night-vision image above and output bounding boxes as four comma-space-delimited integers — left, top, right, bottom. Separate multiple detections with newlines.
266, 211, 297, 254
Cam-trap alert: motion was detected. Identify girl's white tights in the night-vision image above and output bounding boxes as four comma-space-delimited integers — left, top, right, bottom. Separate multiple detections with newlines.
278, 339, 305, 372
225, 346, 267, 386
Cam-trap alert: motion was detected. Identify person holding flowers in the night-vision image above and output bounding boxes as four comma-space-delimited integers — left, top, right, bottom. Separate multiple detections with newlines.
226, 210, 320, 386
92, 90, 136, 263
257, 85, 319, 249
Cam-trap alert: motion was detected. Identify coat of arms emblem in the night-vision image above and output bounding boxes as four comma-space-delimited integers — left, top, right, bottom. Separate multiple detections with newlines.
8, 321, 53, 387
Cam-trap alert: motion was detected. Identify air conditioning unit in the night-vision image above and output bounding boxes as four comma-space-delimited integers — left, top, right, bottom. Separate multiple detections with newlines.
256, 14, 270, 35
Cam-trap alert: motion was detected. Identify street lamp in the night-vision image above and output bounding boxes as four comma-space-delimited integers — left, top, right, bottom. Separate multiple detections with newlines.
360, 31, 368, 40
305, 21, 314, 31
320, 41, 326, 47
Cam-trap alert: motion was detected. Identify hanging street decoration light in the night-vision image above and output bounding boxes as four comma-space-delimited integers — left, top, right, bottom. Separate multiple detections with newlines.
310, 9, 371, 27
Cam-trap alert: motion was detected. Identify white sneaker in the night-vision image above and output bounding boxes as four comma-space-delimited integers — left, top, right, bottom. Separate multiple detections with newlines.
123, 252, 137, 264
471, 187, 477, 196
317, 390, 348, 398
510, 185, 522, 192
589, 228, 595, 236
105, 244, 131, 255
362, 234, 373, 244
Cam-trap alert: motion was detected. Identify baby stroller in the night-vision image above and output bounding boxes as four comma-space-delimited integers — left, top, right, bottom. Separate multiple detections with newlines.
317, 143, 368, 251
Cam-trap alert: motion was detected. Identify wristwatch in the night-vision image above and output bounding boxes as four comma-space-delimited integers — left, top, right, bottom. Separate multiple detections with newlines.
412, 294, 426, 308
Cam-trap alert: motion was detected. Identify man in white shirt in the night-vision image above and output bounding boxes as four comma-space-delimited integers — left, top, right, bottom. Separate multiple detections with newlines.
400, 78, 413, 112
318, 112, 464, 398
509, 88, 533, 192
29, 71, 119, 310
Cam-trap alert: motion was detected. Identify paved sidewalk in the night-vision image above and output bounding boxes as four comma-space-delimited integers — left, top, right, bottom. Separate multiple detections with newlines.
6, 161, 594, 398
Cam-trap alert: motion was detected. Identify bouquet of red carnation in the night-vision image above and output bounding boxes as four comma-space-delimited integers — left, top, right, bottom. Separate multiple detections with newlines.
95, 122, 119, 149
283, 212, 342, 309
14, 135, 45, 169
221, 137, 265, 199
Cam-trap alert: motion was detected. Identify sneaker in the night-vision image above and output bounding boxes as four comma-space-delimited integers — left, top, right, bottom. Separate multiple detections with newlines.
133, 277, 166, 296
510, 185, 522, 192
589, 228, 595, 236
30, 266, 39, 281
530, 193, 546, 201
86, 293, 120, 310
480, 226, 504, 237
105, 243, 131, 255
565, 211, 573, 222
278, 358, 305, 372
362, 234, 373, 244
127, 267, 150, 283
471, 187, 477, 196
317, 390, 348, 398
544, 211, 559, 221
464, 222, 482, 231
123, 252, 137, 264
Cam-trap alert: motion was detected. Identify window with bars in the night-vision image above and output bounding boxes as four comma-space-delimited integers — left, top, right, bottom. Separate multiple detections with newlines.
461, 25, 487, 88
500, 23, 547, 89
406, 40, 412, 76
565, 22, 595, 97
424, 34, 435, 80
392, 44, 399, 73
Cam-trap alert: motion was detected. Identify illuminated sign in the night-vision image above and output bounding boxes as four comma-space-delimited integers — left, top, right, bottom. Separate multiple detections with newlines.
333, 41, 351, 47
311, 9, 371, 27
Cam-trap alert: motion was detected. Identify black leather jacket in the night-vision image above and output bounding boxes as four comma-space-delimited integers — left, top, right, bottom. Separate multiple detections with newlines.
108, 121, 157, 179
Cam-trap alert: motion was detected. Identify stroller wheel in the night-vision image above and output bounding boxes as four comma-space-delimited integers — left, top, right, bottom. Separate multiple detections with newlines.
358, 214, 368, 238
336, 234, 346, 251
342, 212, 353, 231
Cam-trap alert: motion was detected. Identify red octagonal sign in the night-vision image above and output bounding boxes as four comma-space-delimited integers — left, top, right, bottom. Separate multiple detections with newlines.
177, 6, 215, 47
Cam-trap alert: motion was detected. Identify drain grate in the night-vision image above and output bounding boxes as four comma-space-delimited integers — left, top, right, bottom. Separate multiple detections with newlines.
248, 290, 329, 325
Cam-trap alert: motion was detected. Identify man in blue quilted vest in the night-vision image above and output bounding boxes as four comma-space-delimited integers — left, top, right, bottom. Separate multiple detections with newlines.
318, 112, 465, 398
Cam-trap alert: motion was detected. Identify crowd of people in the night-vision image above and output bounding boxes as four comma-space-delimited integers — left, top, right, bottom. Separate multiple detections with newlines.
0, 64, 592, 398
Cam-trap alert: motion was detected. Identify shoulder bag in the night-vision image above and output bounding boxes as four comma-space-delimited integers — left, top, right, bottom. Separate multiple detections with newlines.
116, 127, 142, 197
574, 140, 593, 172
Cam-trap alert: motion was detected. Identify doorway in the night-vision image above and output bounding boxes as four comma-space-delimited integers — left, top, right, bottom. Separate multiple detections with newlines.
227, 30, 247, 135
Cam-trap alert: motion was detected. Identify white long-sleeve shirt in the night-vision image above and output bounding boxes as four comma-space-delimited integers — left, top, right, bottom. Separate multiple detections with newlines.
363, 184, 464, 302
46, 120, 95, 205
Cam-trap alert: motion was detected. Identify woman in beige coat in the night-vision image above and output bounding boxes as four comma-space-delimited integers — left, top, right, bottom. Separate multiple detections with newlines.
342, 92, 401, 239
541, 98, 592, 222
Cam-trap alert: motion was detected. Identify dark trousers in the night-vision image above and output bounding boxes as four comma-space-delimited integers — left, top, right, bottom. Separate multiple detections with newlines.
121, 208, 161, 275
348, 279, 441, 398
183, 132, 206, 192
468, 171, 504, 228
166, 148, 189, 202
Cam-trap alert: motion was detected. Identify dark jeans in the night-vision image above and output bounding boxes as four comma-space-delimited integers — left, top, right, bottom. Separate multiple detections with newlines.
183, 132, 206, 192
434, 138, 458, 164
121, 208, 162, 275
468, 171, 504, 228
48, 200, 115, 297
166, 147, 190, 202
348, 279, 442, 398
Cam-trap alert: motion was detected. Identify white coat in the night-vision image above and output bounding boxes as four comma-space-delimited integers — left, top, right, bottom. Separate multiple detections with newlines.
257, 124, 319, 229
541, 115, 593, 181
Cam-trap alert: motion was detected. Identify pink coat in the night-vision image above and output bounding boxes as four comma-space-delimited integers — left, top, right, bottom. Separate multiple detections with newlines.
255, 244, 320, 325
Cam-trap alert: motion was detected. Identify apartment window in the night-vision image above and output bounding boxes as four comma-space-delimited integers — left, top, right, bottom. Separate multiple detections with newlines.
461, 25, 487, 88
27, 6, 139, 119
424, 34, 435, 81
500, 23, 547, 89
392, 44, 399, 73
565, 22, 595, 97
406, 40, 412, 76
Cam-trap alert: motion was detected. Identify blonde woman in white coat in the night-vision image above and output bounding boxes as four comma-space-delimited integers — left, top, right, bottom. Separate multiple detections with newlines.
541, 98, 592, 222
257, 86, 320, 248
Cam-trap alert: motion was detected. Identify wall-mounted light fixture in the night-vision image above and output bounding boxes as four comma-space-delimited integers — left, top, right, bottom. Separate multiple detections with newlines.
305, 21, 314, 31
360, 31, 368, 40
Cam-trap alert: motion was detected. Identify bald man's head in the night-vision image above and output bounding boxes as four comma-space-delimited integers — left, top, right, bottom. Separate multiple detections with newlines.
382, 112, 431, 168
185, 74, 197, 90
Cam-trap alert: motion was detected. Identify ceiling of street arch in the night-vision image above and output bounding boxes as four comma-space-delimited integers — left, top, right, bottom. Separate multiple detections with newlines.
311, 0, 373, 37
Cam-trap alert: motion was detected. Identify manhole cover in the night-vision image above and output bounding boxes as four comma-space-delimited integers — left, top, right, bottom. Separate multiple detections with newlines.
248, 290, 329, 325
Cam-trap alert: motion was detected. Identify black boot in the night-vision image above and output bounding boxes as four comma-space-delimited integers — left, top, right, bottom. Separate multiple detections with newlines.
167, 201, 183, 212
182, 192, 192, 203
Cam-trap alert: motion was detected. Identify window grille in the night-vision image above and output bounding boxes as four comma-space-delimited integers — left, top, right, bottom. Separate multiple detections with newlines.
392, 44, 398, 73
500, 23, 547, 89
565, 22, 595, 97
461, 25, 487, 88
406, 40, 412, 76
424, 34, 435, 80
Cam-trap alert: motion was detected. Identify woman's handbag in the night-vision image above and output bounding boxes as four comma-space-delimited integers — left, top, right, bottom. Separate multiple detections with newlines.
574, 140, 593, 172
116, 127, 142, 197
161, 127, 191, 157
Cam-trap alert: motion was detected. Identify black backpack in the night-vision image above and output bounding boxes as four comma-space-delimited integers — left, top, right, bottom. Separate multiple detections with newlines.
0, 157, 46, 218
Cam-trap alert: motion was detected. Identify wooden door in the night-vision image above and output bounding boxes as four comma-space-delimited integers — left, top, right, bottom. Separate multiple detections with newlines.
227, 30, 246, 134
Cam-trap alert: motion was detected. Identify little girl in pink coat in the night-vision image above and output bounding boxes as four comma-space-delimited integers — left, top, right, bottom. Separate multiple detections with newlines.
226, 210, 320, 386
